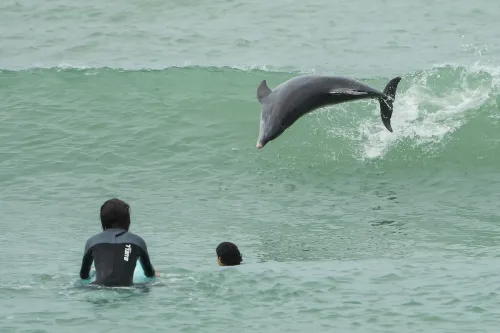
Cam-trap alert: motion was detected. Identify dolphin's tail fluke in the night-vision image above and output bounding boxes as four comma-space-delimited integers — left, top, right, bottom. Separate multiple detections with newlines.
378, 76, 402, 132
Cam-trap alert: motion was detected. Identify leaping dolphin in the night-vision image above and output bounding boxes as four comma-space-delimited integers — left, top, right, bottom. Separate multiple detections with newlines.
255, 74, 402, 149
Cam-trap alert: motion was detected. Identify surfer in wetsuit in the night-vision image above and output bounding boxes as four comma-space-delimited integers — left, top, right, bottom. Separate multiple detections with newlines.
79, 198, 158, 286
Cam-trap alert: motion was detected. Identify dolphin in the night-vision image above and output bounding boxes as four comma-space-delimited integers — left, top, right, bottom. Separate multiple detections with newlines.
255, 74, 402, 149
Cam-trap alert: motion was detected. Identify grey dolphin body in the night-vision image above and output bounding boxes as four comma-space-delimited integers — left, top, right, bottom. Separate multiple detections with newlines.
255, 74, 402, 149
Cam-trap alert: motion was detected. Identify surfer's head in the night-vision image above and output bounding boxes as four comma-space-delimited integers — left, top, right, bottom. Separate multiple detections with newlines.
100, 198, 131, 231
216, 242, 242, 266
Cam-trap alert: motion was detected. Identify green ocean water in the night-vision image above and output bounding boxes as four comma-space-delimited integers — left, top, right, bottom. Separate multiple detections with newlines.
2, 0, 500, 332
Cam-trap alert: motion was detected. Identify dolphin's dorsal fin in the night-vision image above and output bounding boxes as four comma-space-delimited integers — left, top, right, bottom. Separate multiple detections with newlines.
257, 80, 272, 103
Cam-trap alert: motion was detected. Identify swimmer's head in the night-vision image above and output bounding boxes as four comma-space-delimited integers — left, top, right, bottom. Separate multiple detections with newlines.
216, 242, 242, 266
100, 198, 131, 231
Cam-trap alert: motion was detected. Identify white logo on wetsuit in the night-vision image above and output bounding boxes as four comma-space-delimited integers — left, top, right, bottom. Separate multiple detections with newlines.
124, 244, 132, 261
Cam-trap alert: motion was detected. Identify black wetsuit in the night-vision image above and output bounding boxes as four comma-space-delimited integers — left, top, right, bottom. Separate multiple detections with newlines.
79, 228, 155, 286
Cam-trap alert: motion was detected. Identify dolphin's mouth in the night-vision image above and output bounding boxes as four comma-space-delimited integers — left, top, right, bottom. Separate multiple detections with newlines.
256, 142, 264, 149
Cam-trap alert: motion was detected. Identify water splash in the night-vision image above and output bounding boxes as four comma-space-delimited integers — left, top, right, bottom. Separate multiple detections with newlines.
326, 63, 500, 160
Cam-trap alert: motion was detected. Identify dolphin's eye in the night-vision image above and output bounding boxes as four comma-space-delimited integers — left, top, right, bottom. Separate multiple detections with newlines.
281, 122, 285, 128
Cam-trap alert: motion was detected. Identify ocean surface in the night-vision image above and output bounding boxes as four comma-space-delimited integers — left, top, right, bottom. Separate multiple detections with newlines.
1, 0, 500, 332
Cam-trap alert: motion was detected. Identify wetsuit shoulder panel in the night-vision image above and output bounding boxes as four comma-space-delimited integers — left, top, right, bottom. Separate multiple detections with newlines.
116, 232, 155, 278
115, 232, 148, 253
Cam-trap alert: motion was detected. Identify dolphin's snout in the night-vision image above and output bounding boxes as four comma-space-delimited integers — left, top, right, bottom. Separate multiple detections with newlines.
256, 142, 263, 149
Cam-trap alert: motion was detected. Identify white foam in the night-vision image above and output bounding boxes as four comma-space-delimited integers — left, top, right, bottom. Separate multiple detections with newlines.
356, 63, 499, 160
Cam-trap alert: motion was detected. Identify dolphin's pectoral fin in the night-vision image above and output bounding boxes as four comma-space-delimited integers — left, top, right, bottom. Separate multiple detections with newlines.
257, 80, 272, 103
329, 89, 369, 96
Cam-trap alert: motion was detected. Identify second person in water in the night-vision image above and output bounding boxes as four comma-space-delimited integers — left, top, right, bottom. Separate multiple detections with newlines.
216, 241, 242, 266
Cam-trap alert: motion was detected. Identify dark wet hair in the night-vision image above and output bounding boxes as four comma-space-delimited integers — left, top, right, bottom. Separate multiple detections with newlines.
100, 198, 131, 230
216, 242, 242, 266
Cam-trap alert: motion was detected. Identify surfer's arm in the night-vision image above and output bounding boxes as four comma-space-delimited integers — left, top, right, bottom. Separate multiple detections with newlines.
133, 236, 156, 278
79, 238, 94, 279
138, 248, 156, 278
79, 249, 93, 279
